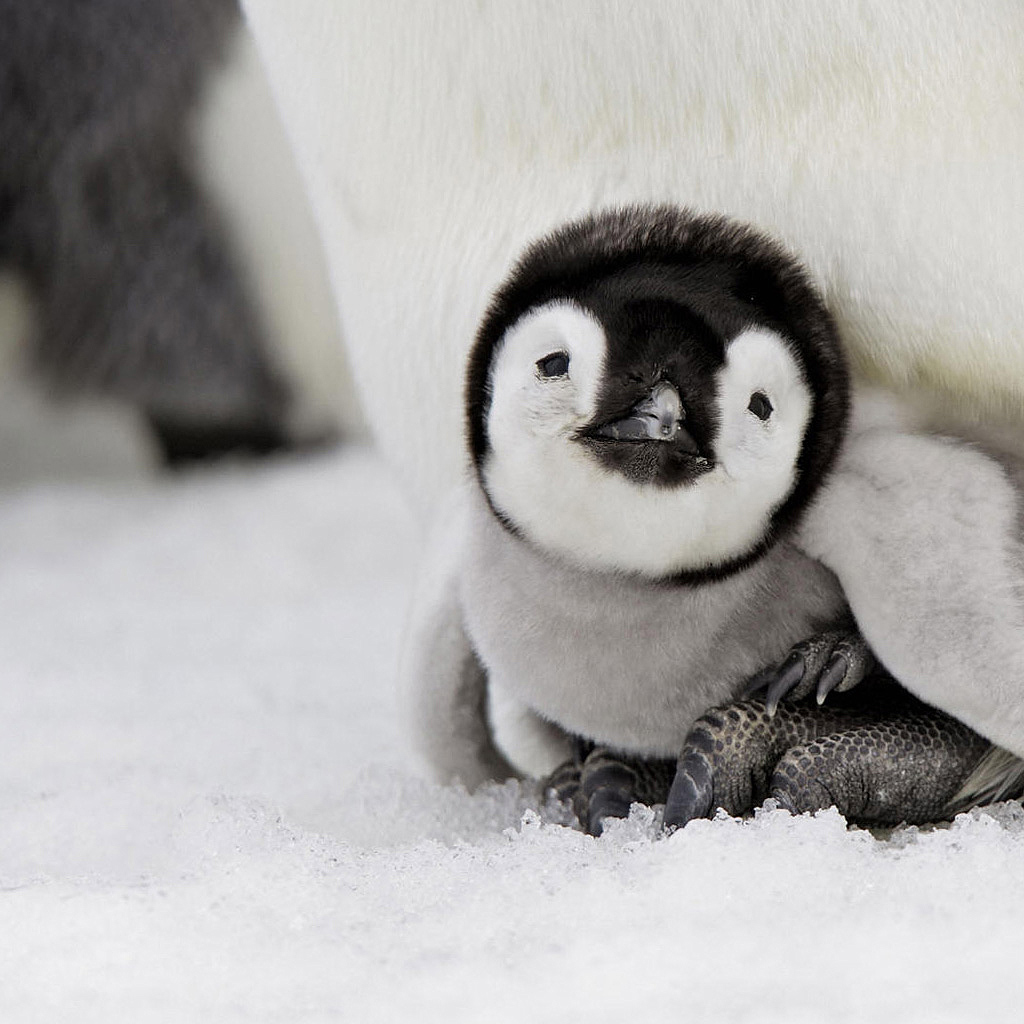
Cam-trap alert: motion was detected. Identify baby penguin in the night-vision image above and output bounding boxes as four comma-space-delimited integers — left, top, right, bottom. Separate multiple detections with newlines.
403, 205, 1024, 834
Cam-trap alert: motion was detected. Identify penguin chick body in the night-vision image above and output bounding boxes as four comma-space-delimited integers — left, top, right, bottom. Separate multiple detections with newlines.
404, 205, 852, 782
460, 483, 843, 762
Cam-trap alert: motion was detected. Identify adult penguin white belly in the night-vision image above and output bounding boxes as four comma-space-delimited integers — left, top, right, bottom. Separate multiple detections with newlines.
242, 1, 1024, 512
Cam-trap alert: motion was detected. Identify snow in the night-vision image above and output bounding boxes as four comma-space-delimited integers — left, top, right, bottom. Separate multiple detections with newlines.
2, 444, 1024, 1023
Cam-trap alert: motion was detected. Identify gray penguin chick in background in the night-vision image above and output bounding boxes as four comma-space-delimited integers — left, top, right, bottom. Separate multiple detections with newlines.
0, 0, 292, 462
402, 205, 1024, 832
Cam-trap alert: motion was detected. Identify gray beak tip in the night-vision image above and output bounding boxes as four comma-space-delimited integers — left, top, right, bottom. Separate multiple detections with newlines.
594, 380, 688, 444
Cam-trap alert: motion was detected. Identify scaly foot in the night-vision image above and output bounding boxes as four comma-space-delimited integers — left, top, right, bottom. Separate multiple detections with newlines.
664, 680, 992, 829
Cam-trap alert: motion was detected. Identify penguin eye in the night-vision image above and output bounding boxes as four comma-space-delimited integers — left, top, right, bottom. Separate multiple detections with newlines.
748, 391, 773, 421
537, 352, 570, 378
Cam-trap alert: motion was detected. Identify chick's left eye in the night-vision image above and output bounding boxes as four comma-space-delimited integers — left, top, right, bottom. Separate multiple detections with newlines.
537, 352, 569, 378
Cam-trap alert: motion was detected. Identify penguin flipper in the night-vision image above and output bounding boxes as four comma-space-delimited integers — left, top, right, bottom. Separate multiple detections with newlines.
795, 421, 1024, 761
400, 488, 516, 790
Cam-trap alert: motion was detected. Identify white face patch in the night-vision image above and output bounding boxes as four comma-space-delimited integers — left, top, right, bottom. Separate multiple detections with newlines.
714, 328, 813, 508
483, 310, 813, 577
485, 301, 608, 445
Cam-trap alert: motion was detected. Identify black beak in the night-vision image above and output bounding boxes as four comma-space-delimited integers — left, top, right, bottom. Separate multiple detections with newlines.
592, 381, 698, 453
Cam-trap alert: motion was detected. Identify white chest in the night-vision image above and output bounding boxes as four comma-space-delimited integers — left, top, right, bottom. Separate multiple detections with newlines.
459, 496, 845, 754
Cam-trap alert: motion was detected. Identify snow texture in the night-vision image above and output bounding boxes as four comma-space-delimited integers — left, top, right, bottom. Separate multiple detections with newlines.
2, 446, 1024, 1023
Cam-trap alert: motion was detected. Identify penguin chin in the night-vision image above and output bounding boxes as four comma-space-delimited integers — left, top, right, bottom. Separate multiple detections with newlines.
480, 449, 777, 581
575, 435, 714, 488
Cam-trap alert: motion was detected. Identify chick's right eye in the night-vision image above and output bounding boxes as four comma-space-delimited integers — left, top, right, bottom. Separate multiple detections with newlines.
537, 352, 570, 378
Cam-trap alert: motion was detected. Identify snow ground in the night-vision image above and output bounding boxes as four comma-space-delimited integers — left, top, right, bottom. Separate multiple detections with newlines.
2, 444, 1024, 1023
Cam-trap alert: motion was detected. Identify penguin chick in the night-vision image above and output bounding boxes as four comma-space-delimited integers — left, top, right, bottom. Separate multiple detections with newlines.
403, 205, 852, 786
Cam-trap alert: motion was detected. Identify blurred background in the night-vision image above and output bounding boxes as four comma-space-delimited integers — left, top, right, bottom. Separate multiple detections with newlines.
0, 0, 363, 488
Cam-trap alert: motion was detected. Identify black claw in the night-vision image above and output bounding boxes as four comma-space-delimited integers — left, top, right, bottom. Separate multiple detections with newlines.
765, 654, 806, 716
816, 654, 849, 704
771, 787, 798, 815
663, 751, 714, 830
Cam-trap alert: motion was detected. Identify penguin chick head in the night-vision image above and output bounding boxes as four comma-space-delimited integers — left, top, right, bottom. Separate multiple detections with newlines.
466, 206, 849, 582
